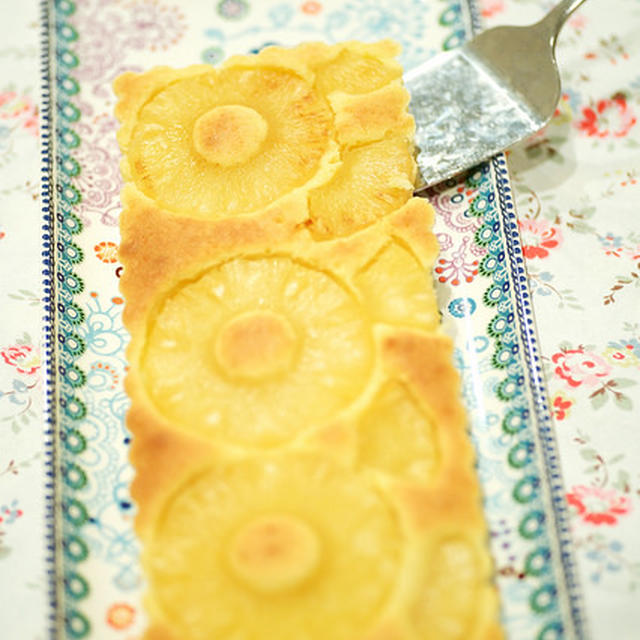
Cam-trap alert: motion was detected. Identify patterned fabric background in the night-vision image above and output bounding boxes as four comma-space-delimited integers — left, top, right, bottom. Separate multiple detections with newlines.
0, 3, 46, 639
482, 3, 640, 639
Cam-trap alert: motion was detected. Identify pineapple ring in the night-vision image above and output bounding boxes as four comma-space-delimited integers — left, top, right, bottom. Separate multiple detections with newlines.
148, 453, 402, 640
214, 310, 298, 381
192, 105, 268, 166
228, 513, 321, 594
128, 68, 333, 218
308, 135, 415, 239
358, 380, 439, 481
141, 255, 373, 448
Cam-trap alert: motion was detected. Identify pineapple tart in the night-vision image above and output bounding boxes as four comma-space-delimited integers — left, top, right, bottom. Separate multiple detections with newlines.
115, 40, 503, 640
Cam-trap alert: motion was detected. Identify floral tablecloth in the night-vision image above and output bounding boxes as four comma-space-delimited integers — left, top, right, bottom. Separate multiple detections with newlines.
1, 0, 639, 638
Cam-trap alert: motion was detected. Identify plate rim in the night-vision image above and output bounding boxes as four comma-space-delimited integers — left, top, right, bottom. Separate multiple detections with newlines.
39, 0, 588, 637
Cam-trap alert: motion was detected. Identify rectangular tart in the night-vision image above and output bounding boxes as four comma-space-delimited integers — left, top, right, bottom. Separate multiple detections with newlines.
115, 40, 503, 640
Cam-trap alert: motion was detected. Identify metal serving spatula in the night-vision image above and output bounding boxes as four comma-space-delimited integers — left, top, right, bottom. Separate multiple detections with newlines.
406, 0, 588, 192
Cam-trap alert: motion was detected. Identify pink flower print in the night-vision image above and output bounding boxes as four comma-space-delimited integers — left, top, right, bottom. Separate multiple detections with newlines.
626, 243, 640, 261
0, 501, 24, 525
567, 485, 631, 525
569, 13, 587, 30
0, 91, 30, 119
603, 345, 640, 368
552, 393, 573, 421
576, 94, 637, 139
1, 345, 41, 375
480, 0, 505, 18
301, 1, 322, 14
22, 112, 39, 137
552, 348, 612, 388
519, 218, 563, 260
600, 233, 623, 257
0, 91, 38, 136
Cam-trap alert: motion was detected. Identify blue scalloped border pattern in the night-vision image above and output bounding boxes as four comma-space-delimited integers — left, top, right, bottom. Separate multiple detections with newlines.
457, 161, 564, 639
455, 1, 586, 637
491, 154, 587, 638
46, 0, 92, 637
40, 1, 60, 637
465, 0, 585, 635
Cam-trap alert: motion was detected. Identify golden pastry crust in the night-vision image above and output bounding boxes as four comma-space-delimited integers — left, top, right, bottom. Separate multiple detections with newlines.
115, 40, 503, 640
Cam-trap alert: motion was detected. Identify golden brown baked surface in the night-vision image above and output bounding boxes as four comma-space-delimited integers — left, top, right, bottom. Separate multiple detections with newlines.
115, 40, 503, 640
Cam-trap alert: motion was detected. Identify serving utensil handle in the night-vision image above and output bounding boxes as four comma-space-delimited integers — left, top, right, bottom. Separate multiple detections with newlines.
538, 0, 589, 49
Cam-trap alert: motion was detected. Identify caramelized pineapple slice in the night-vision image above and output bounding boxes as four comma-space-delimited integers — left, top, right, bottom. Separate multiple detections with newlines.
355, 241, 439, 329
359, 380, 439, 480
141, 256, 373, 447
313, 45, 402, 95
308, 136, 415, 239
147, 453, 402, 640
330, 83, 413, 148
128, 67, 333, 218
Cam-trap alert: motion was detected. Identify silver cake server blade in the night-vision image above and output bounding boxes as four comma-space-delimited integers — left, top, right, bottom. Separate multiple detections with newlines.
406, 0, 588, 192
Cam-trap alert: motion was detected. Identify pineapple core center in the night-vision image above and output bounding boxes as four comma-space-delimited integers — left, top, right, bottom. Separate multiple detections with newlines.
193, 105, 268, 166
228, 514, 321, 594
215, 310, 297, 381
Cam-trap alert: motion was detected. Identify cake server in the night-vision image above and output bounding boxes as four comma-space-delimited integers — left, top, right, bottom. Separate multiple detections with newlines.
406, 0, 588, 192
